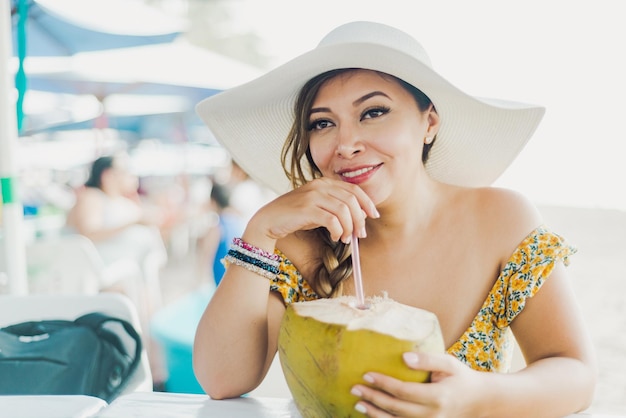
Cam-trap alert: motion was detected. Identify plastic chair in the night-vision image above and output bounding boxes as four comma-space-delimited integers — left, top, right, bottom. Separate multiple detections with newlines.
0, 293, 153, 395
23, 234, 143, 295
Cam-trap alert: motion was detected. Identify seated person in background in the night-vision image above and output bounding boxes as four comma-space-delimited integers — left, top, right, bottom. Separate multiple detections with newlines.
65, 152, 167, 306
227, 160, 276, 223
196, 182, 246, 287
66, 152, 159, 241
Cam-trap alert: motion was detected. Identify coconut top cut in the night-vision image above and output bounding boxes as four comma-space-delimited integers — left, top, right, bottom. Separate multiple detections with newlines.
291, 295, 440, 342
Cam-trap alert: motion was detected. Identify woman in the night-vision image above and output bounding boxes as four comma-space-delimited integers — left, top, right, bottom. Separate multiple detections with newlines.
193, 22, 596, 417
67, 153, 145, 242
65, 152, 167, 302
198, 181, 246, 287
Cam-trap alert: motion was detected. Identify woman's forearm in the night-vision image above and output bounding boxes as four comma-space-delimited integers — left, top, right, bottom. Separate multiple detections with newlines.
476, 357, 596, 418
193, 229, 282, 399
193, 273, 275, 398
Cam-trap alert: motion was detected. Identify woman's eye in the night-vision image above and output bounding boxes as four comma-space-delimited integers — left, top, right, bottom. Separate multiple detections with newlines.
308, 119, 334, 131
362, 106, 390, 120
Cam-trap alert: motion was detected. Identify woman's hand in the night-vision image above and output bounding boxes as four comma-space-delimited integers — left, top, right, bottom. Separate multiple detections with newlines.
250, 178, 379, 244
350, 352, 485, 418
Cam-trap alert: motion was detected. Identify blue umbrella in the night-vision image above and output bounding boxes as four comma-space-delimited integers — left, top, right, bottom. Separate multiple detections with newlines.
11, 0, 184, 56
10, 0, 185, 132
18, 39, 262, 139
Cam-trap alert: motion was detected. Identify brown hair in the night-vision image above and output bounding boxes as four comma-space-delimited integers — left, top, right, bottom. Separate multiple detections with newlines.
280, 69, 436, 297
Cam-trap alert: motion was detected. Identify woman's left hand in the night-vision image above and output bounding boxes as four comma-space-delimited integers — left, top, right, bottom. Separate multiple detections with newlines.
350, 352, 485, 417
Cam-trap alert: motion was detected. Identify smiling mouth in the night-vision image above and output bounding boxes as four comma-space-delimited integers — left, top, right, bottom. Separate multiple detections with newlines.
341, 165, 378, 179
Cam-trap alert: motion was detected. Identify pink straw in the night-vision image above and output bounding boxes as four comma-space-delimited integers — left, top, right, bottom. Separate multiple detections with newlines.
351, 231, 367, 309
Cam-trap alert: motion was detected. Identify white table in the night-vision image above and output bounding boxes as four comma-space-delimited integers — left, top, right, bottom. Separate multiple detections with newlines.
1, 393, 621, 417
95, 392, 300, 417
93, 392, 622, 418
0, 395, 107, 418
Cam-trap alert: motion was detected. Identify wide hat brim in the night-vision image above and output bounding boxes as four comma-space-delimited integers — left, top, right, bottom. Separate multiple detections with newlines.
196, 21, 545, 195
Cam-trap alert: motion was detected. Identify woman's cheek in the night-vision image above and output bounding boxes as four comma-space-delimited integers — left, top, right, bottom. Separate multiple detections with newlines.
309, 140, 335, 176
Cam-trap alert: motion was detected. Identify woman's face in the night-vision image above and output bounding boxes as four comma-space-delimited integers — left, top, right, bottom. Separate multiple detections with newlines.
107, 155, 139, 195
307, 70, 438, 204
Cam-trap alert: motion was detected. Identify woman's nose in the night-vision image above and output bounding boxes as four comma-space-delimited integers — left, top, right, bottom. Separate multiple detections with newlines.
335, 125, 363, 158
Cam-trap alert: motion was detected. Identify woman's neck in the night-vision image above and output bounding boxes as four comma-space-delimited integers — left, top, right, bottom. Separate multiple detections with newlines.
368, 178, 449, 241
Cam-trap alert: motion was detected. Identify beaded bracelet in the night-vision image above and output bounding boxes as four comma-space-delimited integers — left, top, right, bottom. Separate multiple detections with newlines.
232, 237, 281, 263
223, 238, 282, 280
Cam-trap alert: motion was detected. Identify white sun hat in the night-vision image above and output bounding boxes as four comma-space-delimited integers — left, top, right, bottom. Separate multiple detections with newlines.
196, 21, 545, 195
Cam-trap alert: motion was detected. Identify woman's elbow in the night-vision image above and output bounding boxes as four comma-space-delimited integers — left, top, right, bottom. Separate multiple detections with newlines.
194, 371, 257, 400
200, 379, 241, 400
192, 348, 258, 400
554, 336, 598, 411
193, 357, 235, 399
192, 347, 226, 398
572, 356, 599, 412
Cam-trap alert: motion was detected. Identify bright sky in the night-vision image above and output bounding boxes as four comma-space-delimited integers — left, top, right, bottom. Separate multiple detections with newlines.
230, 0, 626, 211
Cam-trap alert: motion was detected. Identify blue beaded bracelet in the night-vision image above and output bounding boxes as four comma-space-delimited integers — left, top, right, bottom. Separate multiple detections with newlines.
227, 249, 279, 274
222, 238, 282, 280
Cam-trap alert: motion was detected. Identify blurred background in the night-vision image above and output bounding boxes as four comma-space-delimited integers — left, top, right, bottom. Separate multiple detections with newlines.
1, 0, 625, 414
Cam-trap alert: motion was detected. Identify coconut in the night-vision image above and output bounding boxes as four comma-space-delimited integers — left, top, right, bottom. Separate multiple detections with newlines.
277, 295, 445, 418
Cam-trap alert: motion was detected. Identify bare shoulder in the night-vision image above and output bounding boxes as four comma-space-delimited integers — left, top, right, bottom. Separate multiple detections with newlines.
469, 187, 544, 261
75, 187, 101, 203
475, 187, 542, 227
68, 187, 99, 211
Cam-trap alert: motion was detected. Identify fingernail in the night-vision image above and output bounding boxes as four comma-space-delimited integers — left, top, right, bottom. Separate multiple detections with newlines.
372, 207, 380, 218
355, 402, 368, 414
403, 352, 419, 366
359, 226, 367, 238
363, 373, 375, 383
350, 386, 362, 397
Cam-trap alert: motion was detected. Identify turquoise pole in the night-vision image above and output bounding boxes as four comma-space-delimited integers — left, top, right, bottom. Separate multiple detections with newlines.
14, 0, 28, 133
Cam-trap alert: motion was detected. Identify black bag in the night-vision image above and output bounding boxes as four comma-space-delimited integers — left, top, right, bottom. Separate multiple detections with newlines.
0, 312, 142, 402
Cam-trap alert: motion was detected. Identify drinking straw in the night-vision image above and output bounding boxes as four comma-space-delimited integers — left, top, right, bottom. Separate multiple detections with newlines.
351, 231, 367, 309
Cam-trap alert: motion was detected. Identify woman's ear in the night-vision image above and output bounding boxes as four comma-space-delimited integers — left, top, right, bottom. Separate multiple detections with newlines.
426, 105, 440, 138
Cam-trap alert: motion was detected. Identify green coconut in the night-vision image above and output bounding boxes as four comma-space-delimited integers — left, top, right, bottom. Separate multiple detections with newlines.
278, 295, 445, 418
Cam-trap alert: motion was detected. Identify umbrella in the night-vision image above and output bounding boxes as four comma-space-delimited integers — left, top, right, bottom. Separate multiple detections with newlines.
21, 39, 262, 103
17, 39, 262, 140
20, 91, 196, 142
10, 0, 186, 131
11, 0, 185, 57
20, 89, 102, 134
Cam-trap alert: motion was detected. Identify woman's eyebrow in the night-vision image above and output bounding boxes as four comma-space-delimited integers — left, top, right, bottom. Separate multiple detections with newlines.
309, 91, 391, 116
353, 91, 390, 106
309, 106, 330, 116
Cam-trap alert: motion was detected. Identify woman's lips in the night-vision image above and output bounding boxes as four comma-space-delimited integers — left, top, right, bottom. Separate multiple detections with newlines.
338, 164, 382, 184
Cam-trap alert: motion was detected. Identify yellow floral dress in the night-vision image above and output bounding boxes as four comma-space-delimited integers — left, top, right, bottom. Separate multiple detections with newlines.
268, 225, 576, 373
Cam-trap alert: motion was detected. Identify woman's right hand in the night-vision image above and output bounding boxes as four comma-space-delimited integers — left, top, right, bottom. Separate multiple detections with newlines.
248, 177, 380, 245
